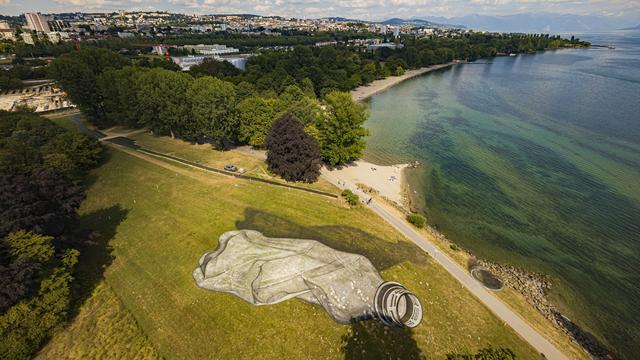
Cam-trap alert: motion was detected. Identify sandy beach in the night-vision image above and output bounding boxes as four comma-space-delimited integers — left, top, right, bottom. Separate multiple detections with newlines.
330, 64, 458, 207
324, 161, 408, 205
351, 62, 457, 102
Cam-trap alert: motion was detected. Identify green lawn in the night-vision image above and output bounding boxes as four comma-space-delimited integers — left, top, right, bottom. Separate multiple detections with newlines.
41, 148, 540, 359
129, 132, 340, 195
37, 283, 160, 360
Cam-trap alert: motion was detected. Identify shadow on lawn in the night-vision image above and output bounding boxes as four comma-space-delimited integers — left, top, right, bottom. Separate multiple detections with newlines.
235, 208, 428, 271
341, 320, 425, 360
69, 205, 128, 316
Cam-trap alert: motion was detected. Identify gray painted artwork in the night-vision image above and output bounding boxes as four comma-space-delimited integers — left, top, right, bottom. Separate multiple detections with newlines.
193, 230, 422, 328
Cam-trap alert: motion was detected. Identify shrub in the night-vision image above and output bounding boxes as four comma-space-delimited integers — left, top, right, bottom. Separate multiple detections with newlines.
407, 213, 426, 228
341, 189, 359, 206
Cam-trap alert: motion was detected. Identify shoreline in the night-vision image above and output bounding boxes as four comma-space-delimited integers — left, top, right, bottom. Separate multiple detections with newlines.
351, 62, 458, 103
347, 58, 608, 357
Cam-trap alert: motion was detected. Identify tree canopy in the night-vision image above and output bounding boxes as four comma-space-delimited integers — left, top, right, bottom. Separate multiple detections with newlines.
48, 48, 130, 127
317, 91, 369, 166
265, 113, 321, 182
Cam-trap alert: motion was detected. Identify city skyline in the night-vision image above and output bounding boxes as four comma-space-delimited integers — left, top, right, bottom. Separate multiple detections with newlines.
2, 0, 639, 22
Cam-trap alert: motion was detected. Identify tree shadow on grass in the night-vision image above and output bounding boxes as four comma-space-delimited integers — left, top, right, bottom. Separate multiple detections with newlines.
341, 320, 425, 360
235, 208, 428, 271
69, 205, 129, 317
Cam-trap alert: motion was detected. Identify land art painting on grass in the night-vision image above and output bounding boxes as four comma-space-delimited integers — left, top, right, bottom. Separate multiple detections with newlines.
44, 148, 540, 359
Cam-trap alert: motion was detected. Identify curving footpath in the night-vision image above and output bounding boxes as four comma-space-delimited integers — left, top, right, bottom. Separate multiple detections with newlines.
321, 170, 568, 360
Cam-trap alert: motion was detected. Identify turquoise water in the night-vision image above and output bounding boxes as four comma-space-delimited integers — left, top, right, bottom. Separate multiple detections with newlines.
364, 31, 640, 357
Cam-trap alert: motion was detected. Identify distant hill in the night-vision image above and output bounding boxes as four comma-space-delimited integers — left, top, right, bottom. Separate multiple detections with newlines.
621, 24, 640, 30
322, 17, 363, 23
417, 13, 638, 33
380, 18, 464, 29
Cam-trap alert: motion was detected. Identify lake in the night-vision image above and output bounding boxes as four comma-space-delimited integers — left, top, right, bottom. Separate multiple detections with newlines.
363, 31, 640, 357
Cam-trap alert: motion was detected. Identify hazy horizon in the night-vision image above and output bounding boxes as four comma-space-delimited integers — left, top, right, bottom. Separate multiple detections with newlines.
2, 0, 639, 23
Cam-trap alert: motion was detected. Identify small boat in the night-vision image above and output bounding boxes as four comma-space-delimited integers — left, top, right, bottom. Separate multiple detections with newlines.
509, 53, 517, 57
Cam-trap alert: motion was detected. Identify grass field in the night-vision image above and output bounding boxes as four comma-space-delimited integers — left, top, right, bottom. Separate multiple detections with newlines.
37, 283, 161, 359
38, 147, 542, 359
130, 132, 340, 195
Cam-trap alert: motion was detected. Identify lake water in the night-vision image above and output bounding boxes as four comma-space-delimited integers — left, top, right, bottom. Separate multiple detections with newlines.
363, 31, 640, 357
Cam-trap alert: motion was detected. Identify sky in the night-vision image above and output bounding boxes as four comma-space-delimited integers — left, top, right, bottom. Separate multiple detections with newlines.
2, 0, 639, 21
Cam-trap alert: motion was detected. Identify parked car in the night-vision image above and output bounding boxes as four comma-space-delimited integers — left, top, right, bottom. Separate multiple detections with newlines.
224, 165, 238, 172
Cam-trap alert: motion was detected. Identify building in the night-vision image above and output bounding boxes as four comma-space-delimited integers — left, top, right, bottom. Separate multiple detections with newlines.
25, 12, 51, 33
46, 31, 69, 44
21, 32, 35, 45
182, 44, 238, 56
171, 54, 249, 71
48, 20, 69, 32
0, 29, 15, 41
0, 21, 15, 41
366, 43, 404, 51
117, 32, 135, 38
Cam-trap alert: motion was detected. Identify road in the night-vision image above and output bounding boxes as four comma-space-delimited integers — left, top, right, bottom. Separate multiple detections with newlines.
321, 170, 568, 360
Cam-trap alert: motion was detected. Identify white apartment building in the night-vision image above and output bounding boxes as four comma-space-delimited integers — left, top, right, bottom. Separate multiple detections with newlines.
182, 44, 239, 56
25, 12, 51, 33
171, 54, 248, 71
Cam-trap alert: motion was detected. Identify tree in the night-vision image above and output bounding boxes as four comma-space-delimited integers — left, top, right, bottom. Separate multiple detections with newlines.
48, 48, 129, 127
136, 68, 192, 138
317, 91, 369, 166
0, 111, 101, 179
97, 66, 148, 128
189, 58, 241, 78
407, 213, 426, 228
0, 248, 79, 359
279, 85, 322, 127
0, 171, 85, 239
361, 62, 377, 84
341, 189, 359, 206
186, 76, 238, 148
237, 96, 283, 147
265, 113, 321, 182
0, 231, 55, 312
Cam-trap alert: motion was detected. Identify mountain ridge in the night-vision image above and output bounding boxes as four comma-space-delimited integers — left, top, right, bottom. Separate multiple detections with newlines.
395, 13, 638, 33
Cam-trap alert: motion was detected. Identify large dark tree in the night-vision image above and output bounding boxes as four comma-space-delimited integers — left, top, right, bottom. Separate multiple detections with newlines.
265, 113, 321, 182
0, 171, 85, 239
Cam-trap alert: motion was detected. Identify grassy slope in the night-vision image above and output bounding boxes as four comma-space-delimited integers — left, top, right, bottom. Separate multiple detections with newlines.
37, 283, 161, 360
45, 147, 540, 359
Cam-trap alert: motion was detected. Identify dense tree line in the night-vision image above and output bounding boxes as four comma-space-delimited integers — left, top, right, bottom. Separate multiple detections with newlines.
0, 63, 48, 91
7, 31, 371, 58
185, 33, 585, 96
49, 48, 369, 166
0, 110, 102, 358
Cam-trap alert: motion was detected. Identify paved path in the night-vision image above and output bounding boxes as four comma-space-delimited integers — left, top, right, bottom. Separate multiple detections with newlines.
321, 170, 568, 360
